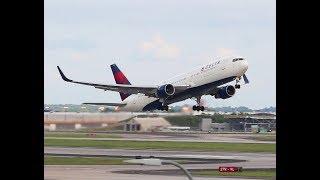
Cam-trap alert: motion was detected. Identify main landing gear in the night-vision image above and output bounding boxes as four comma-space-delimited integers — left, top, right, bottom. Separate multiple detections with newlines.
193, 105, 204, 111
235, 77, 241, 89
193, 97, 205, 111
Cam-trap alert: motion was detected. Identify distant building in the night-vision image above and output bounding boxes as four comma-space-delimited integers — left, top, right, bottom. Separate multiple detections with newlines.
211, 123, 230, 132
124, 117, 171, 132
223, 114, 276, 132
44, 112, 133, 131
200, 118, 212, 131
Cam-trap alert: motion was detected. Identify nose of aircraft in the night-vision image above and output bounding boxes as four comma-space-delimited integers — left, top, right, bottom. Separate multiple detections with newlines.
241, 59, 249, 72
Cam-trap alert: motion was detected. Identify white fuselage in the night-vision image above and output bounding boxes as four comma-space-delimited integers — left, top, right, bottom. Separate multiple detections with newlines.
118, 57, 248, 112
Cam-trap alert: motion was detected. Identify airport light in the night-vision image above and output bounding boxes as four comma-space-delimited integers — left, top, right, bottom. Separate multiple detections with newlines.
81, 106, 87, 120
124, 158, 193, 180
244, 115, 249, 133
63, 106, 69, 121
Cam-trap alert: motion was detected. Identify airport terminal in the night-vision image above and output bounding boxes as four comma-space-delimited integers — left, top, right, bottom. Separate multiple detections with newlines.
44, 107, 276, 133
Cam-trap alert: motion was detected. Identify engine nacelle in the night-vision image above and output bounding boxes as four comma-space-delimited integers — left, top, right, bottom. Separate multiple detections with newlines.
156, 84, 175, 98
215, 85, 236, 99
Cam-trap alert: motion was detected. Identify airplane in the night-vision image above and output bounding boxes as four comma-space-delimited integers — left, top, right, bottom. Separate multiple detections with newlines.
57, 56, 249, 112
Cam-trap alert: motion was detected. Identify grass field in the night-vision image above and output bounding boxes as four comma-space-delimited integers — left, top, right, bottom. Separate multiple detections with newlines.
192, 169, 276, 178
45, 132, 121, 138
44, 156, 128, 165
44, 139, 275, 153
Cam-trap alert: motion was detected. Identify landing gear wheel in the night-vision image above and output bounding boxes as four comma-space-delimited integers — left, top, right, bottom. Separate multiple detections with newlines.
192, 105, 204, 111
193, 96, 205, 111
192, 105, 197, 111
235, 77, 241, 89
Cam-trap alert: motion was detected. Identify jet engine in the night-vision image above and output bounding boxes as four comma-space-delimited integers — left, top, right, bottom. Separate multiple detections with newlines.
214, 85, 236, 99
156, 84, 175, 98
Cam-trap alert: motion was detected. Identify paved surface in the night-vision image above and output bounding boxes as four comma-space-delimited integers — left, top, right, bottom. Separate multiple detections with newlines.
44, 165, 263, 180
45, 147, 275, 169
44, 147, 275, 180
44, 133, 276, 180
45, 147, 275, 168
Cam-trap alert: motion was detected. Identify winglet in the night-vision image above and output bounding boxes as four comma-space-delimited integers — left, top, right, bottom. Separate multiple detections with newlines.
57, 66, 73, 82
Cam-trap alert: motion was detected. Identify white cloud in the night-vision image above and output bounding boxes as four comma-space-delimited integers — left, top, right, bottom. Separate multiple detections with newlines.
140, 35, 180, 59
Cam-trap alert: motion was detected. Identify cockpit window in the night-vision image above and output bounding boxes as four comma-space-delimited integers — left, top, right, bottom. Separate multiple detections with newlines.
232, 58, 244, 62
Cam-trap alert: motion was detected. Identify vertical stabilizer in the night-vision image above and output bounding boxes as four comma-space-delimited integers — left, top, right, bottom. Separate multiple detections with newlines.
110, 64, 131, 101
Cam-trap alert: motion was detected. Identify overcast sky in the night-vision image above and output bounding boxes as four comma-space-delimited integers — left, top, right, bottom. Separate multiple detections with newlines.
44, 0, 276, 109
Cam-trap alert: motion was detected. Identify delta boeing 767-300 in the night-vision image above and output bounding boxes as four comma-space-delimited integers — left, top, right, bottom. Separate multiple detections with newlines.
57, 56, 249, 112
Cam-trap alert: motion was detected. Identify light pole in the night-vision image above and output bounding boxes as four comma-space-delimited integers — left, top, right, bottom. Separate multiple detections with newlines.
244, 115, 249, 133
63, 106, 69, 121
81, 106, 87, 121
124, 158, 193, 180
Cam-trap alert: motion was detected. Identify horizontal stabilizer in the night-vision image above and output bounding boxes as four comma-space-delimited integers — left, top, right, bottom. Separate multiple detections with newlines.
82, 103, 126, 107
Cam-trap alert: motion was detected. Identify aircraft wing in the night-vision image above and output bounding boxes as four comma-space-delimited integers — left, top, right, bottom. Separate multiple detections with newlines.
57, 66, 191, 97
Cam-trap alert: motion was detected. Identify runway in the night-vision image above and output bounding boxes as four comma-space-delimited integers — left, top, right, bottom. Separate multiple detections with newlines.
44, 165, 264, 180
44, 132, 276, 180
44, 147, 276, 165
45, 147, 275, 169
44, 146, 275, 179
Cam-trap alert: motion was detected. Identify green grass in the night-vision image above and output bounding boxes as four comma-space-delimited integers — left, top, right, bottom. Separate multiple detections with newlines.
44, 139, 275, 153
193, 169, 276, 178
44, 132, 121, 139
44, 156, 128, 165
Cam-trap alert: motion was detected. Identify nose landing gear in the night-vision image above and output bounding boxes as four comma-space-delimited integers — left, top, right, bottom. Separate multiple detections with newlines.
235, 77, 241, 89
